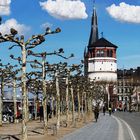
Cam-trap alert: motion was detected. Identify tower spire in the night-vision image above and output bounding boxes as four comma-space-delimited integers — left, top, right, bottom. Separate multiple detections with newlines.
88, 2, 98, 47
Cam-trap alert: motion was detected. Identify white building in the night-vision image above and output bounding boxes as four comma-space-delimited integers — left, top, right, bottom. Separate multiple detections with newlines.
84, 5, 118, 109
84, 6, 118, 82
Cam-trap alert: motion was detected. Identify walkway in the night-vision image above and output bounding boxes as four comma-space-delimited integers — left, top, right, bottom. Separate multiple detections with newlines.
60, 113, 136, 140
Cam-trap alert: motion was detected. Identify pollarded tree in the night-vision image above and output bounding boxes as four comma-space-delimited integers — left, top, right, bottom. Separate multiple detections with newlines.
0, 16, 61, 140
0, 62, 17, 126
28, 50, 73, 130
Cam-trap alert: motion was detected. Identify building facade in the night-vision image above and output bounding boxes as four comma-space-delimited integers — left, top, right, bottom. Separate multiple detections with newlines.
117, 67, 140, 111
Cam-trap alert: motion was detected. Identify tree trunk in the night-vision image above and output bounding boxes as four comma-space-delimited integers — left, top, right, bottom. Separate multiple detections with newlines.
84, 92, 87, 123
42, 55, 47, 131
13, 78, 17, 123
0, 79, 4, 126
89, 97, 92, 114
26, 88, 29, 121
21, 45, 28, 140
65, 76, 69, 126
51, 96, 54, 118
81, 91, 84, 118
34, 94, 38, 120
77, 86, 81, 120
70, 85, 76, 127
55, 71, 60, 129
0, 92, 2, 127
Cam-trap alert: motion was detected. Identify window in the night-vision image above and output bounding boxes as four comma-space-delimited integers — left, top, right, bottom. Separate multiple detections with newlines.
118, 89, 119, 93
119, 88, 121, 93
100, 50, 104, 57
127, 88, 130, 92
107, 50, 113, 57
96, 50, 104, 57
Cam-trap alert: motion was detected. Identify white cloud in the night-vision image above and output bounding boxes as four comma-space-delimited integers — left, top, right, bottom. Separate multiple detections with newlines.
39, 0, 88, 20
0, 0, 11, 15
41, 22, 53, 29
106, 2, 140, 24
0, 18, 30, 35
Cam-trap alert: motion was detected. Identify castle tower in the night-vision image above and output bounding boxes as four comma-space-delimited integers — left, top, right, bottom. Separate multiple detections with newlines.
84, 6, 118, 82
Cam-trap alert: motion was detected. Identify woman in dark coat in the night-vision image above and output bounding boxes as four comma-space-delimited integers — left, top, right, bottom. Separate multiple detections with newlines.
94, 106, 99, 122
103, 106, 106, 115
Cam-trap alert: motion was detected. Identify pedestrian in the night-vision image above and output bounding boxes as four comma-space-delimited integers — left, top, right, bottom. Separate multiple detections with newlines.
103, 106, 106, 115
108, 107, 112, 116
94, 105, 99, 122
39, 105, 44, 122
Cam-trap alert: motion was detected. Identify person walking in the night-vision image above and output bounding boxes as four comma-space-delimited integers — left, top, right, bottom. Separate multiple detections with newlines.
108, 106, 112, 116
103, 106, 106, 115
94, 105, 99, 122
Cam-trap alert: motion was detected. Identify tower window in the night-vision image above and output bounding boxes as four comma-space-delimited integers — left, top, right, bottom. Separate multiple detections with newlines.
96, 50, 100, 57
100, 50, 104, 57
96, 50, 104, 57
107, 50, 113, 57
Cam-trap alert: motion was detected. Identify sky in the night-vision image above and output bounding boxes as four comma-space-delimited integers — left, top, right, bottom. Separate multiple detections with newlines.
0, 0, 140, 70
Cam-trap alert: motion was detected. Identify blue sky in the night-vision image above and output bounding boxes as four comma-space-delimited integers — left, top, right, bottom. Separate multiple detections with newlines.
0, 0, 140, 70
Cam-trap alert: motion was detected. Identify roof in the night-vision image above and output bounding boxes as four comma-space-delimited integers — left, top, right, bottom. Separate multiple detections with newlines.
88, 7, 98, 46
88, 37, 118, 49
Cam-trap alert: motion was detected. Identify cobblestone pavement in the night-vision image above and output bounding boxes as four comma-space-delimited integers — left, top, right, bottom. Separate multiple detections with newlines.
60, 113, 135, 140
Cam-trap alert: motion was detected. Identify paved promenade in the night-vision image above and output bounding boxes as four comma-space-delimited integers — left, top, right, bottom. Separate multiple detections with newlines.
0, 112, 138, 140
60, 113, 136, 140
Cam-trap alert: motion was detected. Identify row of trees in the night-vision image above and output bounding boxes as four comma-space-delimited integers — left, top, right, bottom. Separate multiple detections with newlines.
0, 17, 111, 140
